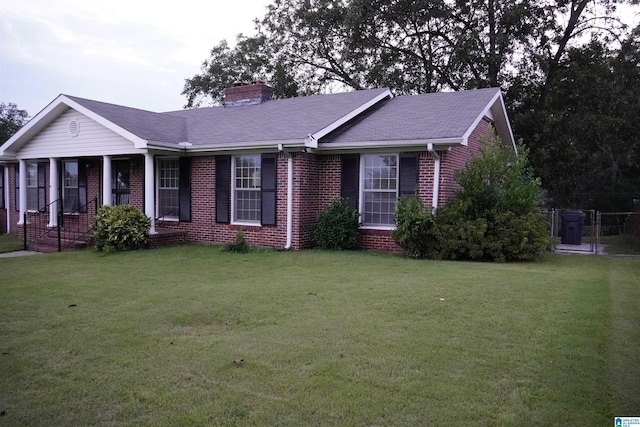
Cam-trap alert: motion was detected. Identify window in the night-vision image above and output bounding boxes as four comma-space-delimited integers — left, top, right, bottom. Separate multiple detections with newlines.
63, 161, 79, 212
216, 154, 276, 226
158, 158, 180, 219
26, 162, 39, 211
233, 155, 261, 223
361, 154, 398, 226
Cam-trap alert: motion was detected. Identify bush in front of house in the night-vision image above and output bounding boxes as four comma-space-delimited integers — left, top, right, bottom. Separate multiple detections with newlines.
393, 131, 552, 262
391, 193, 438, 258
313, 197, 360, 250
91, 205, 151, 252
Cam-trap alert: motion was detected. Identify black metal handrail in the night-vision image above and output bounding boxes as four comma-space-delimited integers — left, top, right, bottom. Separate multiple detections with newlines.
23, 197, 98, 252
56, 197, 98, 251
23, 199, 59, 250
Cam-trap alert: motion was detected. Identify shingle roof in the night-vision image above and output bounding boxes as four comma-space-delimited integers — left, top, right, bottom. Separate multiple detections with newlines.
65, 95, 188, 143
320, 88, 501, 143
164, 88, 390, 145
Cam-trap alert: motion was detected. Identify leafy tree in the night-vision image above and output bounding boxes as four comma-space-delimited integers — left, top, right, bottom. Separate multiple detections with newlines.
182, 34, 299, 107
434, 132, 551, 261
0, 103, 29, 144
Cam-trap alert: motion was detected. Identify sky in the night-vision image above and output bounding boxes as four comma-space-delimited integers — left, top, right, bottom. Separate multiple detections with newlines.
0, 0, 272, 117
1, 1, 638, 120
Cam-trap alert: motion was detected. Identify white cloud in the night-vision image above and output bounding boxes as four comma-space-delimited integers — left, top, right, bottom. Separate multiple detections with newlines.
0, 0, 271, 115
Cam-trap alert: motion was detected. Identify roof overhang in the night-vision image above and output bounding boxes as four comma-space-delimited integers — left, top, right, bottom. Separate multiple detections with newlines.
317, 137, 461, 153
462, 90, 516, 152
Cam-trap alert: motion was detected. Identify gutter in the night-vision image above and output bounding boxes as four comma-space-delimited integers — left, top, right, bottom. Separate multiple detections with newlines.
427, 143, 441, 211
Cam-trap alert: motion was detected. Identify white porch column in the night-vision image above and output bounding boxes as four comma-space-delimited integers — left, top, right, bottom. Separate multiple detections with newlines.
17, 159, 27, 225
48, 158, 59, 227
144, 153, 156, 234
102, 155, 112, 206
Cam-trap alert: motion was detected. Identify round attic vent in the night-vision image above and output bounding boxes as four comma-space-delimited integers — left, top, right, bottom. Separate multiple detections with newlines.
68, 120, 80, 137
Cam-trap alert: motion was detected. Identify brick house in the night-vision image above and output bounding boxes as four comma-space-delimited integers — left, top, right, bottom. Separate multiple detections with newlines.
0, 82, 514, 252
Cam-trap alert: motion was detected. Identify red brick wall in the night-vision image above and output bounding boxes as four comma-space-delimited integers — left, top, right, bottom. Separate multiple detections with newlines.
438, 117, 492, 205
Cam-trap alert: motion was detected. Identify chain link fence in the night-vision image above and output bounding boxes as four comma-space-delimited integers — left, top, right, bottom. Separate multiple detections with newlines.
545, 209, 640, 256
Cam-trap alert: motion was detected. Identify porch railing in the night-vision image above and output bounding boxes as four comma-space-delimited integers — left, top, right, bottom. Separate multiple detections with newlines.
23, 197, 98, 252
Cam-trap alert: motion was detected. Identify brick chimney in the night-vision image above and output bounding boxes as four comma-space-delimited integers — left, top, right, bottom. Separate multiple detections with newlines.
224, 81, 273, 107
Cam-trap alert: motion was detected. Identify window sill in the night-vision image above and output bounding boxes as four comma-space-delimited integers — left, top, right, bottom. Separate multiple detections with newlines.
231, 221, 261, 227
360, 225, 396, 231
157, 217, 179, 222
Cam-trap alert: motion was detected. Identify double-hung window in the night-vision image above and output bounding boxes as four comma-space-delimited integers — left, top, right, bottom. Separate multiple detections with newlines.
63, 161, 79, 212
26, 162, 39, 211
361, 154, 398, 227
158, 158, 180, 220
233, 155, 261, 224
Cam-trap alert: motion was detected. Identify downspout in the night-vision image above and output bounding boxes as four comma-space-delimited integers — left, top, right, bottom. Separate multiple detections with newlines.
427, 143, 441, 211
278, 144, 293, 250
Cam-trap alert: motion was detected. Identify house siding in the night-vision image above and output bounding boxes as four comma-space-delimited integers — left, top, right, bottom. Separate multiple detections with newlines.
18, 109, 146, 158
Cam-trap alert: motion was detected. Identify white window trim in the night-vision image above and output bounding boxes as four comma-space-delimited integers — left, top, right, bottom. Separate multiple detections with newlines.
156, 157, 180, 221
359, 153, 399, 230
62, 160, 79, 214
26, 161, 39, 212
231, 155, 262, 226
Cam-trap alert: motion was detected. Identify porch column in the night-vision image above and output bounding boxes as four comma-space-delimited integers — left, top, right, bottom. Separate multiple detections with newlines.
102, 155, 112, 206
17, 159, 27, 225
48, 158, 59, 227
144, 153, 156, 234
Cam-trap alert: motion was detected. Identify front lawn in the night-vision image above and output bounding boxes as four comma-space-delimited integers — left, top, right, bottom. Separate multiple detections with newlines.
0, 246, 638, 425
0, 233, 22, 254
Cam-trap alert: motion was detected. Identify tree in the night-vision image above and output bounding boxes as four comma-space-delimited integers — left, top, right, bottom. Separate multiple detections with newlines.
0, 103, 29, 144
182, 34, 300, 107
434, 132, 551, 261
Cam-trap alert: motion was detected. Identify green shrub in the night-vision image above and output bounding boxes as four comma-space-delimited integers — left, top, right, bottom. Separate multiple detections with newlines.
223, 229, 250, 253
91, 205, 151, 252
313, 197, 360, 250
391, 194, 437, 258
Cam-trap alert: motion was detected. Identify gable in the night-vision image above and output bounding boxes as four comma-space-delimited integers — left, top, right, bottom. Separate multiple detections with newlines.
17, 108, 146, 159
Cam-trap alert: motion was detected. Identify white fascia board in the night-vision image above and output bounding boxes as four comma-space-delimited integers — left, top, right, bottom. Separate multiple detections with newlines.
306, 89, 394, 149
461, 90, 516, 150
317, 137, 462, 151
186, 139, 304, 153
58, 96, 149, 148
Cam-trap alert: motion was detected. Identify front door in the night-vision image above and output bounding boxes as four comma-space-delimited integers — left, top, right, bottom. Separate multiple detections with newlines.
112, 160, 130, 205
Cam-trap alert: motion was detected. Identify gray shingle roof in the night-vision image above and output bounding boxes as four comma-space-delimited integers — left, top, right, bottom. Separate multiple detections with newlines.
65, 95, 188, 143
320, 88, 501, 143
164, 88, 390, 145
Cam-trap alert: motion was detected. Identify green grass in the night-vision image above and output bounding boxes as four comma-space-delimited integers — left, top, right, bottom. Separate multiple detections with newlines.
599, 234, 640, 255
0, 245, 638, 426
0, 233, 23, 254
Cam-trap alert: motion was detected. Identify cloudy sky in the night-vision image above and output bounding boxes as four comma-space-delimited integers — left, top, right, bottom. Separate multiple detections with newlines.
0, 0, 272, 117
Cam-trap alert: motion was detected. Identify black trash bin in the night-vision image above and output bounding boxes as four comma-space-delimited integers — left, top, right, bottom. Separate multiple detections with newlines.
561, 211, 585, 245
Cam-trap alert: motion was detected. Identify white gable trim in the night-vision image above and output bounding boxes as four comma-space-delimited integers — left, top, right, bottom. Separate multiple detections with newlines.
0, 95, 148, 159
461, 90, 516, 151
306, 89, 394, 149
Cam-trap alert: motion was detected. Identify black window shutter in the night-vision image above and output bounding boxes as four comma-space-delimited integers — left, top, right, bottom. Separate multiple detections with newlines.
215, 156, 231, 224
179, 157, 192, 222
37, 162, 46, 212
341, 155, 359, 211
78, 160, 88, 213
261, 153, 277, 226
399, 153, 418, 198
